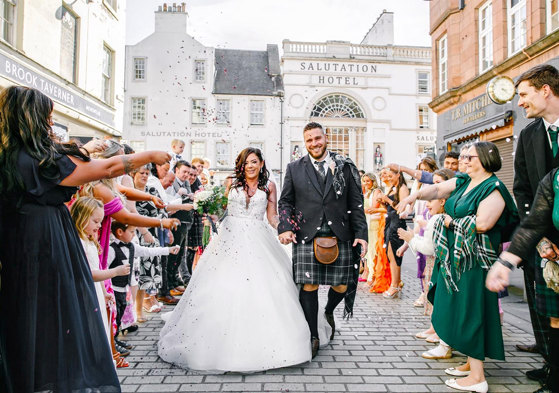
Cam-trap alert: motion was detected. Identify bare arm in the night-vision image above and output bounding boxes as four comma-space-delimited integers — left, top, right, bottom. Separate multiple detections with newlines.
266, 182, 279, 229
60, 151, 170, 187
396, 178, 457, 213
475, 190, 506, 233
387, 163, 420, 181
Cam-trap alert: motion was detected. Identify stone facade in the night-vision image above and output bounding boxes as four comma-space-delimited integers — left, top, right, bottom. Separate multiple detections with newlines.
0, 0, 126, 141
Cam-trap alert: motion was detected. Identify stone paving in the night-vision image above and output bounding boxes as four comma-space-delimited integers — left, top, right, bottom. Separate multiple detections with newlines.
117, 264, 543, 393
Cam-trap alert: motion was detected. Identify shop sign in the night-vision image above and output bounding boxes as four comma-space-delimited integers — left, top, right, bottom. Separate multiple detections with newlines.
140, 130, 226, 138
300, 61, 378, 74
0, 52, 115, 127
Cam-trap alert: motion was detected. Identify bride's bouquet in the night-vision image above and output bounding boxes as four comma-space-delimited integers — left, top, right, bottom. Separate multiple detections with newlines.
193, 186, 227, 246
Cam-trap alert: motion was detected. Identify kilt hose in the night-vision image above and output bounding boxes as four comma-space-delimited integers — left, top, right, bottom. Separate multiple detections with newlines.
292, 221, 355, 286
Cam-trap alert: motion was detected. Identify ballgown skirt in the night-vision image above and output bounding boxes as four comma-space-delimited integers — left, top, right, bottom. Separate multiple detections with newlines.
158, 215, 330, 372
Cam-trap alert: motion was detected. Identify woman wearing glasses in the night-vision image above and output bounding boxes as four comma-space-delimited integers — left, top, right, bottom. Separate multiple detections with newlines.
398, 142, 518, 393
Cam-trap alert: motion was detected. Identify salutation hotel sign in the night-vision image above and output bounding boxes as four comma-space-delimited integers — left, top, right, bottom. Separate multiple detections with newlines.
299, 61, 379, 86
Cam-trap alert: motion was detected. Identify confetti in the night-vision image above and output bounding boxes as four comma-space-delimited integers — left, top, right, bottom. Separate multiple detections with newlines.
328, 221, 332, 225
305, 272, 310, 278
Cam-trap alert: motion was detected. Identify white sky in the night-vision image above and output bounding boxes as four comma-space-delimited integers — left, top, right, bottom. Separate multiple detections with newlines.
125, 0, 432, 50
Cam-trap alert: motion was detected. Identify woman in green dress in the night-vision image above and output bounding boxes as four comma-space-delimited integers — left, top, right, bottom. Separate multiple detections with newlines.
398, 141, 518, 393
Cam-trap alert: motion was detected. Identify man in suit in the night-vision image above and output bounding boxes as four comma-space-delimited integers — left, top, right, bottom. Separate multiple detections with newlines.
513, 64, 559, 391
278, 122, 368, 358
167, 160, 194, 294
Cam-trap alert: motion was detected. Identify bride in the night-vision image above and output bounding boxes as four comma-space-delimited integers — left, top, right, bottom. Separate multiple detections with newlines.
158, 147, 330, 372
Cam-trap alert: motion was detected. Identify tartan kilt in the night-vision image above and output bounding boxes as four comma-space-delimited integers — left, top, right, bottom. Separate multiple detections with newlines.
187, 214, 204, 248
292, 239, 354, 286
535, 260, 559, 318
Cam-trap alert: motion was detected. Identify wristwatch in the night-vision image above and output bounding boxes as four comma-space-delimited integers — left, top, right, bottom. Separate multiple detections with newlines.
496, 257, 516, 270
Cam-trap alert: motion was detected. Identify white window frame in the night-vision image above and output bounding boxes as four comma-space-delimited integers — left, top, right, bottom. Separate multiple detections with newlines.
133, 57, 146, 81
60, 5, 78, 83
547, 0, 559, 33
190, 141, 206, 159
249, 141, 264, 152
418, 105, 430, 129
191, 98, 206, 124
194, 60, 206, 82
216, 99, 231, 124
508, 0, 527, 56
102, 44, 114, 105
0, 0, 16, 46
250, 100, 265, 125
479, 1, 493, 73
438, 34, 448, 94
215, 141, 231, 167
131, 97, 146, 125
417, 71, 430, 95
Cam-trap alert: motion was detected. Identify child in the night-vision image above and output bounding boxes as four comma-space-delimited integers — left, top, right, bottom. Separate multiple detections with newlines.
169, 139, 185, 169
70, 197, 131, 368
108, 221, 179, 349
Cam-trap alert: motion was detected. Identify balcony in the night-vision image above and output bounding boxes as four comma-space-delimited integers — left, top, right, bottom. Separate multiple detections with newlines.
282, 40, 431, 63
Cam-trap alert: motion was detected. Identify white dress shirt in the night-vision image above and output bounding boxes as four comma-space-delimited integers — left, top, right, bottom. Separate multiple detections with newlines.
542, 117, 559, 149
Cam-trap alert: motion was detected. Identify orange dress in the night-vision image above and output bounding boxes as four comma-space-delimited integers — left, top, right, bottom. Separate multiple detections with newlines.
370, 213, 391, 293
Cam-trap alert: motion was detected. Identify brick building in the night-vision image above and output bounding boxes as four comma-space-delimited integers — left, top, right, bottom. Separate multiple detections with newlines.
429, 0, 559, 192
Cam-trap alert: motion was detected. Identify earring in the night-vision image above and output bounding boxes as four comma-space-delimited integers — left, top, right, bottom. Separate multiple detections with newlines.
260, 168, 263, 173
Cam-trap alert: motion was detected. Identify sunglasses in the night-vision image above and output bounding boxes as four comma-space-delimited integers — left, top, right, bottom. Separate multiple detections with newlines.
459, 154, 478, 162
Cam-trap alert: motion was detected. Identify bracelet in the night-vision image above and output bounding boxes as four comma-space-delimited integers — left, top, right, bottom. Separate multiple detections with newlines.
79, 146, 90, 157
497, 257, 516, 270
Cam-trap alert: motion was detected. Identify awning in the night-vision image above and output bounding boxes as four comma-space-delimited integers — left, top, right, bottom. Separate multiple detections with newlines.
443, 110, 513, 142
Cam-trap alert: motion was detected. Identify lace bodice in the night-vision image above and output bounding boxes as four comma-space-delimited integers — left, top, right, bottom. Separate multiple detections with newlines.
227, 187, 268, 221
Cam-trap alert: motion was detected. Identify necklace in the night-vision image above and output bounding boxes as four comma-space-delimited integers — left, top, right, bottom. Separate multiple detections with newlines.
245, 182, 259, 198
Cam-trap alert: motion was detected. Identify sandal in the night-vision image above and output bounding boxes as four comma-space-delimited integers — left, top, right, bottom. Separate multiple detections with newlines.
113, 353, 129, 368
137, 317, 148, 323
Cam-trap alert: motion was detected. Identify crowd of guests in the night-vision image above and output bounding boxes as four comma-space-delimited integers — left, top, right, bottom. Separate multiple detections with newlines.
354, 64, 559, 393
2, 64, 559, 393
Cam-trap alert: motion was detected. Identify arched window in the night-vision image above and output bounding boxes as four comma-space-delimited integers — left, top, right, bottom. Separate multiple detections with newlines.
310, 94, 365, 118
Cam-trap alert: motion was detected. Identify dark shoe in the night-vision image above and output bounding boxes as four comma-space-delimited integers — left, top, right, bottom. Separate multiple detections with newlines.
157, 295, 179, 305
311, 337, 320, 359
115, 344, 130, 357
532, 387, 552, 393
121, 325, 138, 335
527, 365, 549, 383
324, 312, 335, 340
517, 343, 540, 354
115, 338, 133, 350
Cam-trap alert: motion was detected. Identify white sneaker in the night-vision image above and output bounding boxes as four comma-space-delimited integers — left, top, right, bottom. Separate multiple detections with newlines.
445, 367, 471, 377
421, 344, 452, 359
445, 378, 488, 393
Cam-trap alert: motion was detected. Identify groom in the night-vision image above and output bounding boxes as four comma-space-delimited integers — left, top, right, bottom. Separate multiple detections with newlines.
278, 122, 368, 358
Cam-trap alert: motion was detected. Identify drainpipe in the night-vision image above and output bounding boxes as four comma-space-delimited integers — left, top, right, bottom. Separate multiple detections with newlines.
279, 93, 284, 189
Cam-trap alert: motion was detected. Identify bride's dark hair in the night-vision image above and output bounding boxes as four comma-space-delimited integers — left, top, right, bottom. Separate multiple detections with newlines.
232, 147, 270, 195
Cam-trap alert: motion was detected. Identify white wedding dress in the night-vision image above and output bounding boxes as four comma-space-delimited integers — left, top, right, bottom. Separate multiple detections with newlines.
158, 187, 330, 372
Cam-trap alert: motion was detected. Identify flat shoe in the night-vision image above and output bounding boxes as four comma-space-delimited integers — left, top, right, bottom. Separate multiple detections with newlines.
445, 367, 471, 377
415, 331, 430, 339
421, 345, 452, 359
445, 378, 488, 393
425, 334, 440, 343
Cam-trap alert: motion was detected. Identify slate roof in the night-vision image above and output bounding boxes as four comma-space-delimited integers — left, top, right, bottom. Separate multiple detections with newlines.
214, 45, 284, 96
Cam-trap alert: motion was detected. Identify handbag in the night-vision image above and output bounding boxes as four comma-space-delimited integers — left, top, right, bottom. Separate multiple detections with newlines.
543, 260, 559, 294
313, 236, 339, 264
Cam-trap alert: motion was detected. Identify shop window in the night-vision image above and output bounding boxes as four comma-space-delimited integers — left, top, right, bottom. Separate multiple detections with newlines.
131, 97, 146, 125
438, 35, 448, 94
60, 6, 78, 83
250, 100, 265, 125
192, 99, 206, 124
479, 1, 493, 73
508, 0, 526, 55
134, 57, 146, 80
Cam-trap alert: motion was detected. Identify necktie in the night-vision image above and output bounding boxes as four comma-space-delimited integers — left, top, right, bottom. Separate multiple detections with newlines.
316, 161, 326, 181
549, 125, 559, 158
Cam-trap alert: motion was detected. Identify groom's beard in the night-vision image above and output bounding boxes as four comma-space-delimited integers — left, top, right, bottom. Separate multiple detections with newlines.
307, 145, 327, 160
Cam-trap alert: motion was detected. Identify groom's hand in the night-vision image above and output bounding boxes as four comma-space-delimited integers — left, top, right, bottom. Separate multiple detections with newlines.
279, 231, 297, 245
353, 239, 368, 258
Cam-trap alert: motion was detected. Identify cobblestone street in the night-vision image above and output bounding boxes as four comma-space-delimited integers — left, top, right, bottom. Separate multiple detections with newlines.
117, 254, 543, 393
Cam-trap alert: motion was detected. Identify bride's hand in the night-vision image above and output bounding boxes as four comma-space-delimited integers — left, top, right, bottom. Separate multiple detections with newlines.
279, 231, 297, 245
